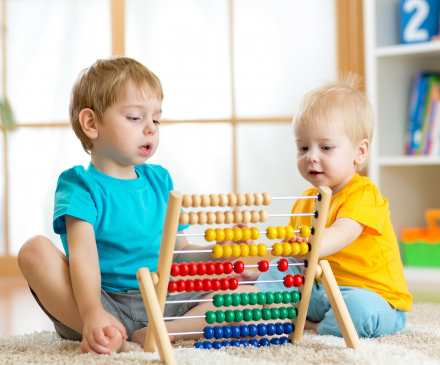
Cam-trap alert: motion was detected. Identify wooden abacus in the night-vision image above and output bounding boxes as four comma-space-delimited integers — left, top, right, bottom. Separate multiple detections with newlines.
136, 188, 361, 365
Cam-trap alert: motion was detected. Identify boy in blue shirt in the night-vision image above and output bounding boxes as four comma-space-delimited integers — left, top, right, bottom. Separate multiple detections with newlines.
18, 57, 257, 354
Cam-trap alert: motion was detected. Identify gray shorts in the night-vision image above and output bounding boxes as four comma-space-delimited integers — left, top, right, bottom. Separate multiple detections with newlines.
30, 287, 206, 341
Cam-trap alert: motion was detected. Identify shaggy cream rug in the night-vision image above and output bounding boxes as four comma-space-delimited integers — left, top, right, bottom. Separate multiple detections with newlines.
1, 303, 440, 365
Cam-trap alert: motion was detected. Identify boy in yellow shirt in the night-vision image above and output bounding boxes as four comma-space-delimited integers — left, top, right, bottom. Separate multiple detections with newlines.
236, 75, 412, 338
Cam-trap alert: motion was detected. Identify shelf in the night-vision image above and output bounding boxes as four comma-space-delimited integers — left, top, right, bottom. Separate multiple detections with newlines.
378, 155, 440, 166
375, 41, 440, 58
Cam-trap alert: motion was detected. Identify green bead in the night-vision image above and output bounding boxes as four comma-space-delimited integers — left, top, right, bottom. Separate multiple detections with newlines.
249, 292, 258, 305
279, 307, 288, 320
252, 308, 262, 321
262, 307, 271, 320
225, 309, 235, 323
232, 293, 241, 307
216, 310, 226, 323
223, 294, 233, 307
274, 291, 283, 304
206, 311, 216, 324
243, 308, 253, 322
240, 293, 250, 306
257, 292, 267, 305
282, 291, 291, 304
234, 309, 244, 322
270, 307, 280, 320
265, 291, 275, 305
287, 307, 297, 319
291, 291, 300, 303
213, 294, 224, 308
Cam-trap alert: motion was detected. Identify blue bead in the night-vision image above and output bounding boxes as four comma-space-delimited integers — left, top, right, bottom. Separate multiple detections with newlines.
257, 323, 267, 336
231, 325, 241, 338
222, 340, 231, 347
240, 339, 249, 347
194, 342, 204, 349
259, 338, 271, 347
203, 341, 213, 349
249, 339, 260, 348
240, 324, 250, 338
231, 339, 241, 347
214, 326, 224, 339
222, 325, 232, 338
213, 341, 223, 349
283, 322, 294, 335
270, 338, 281, 345
267, 323, 276, 336
203, 326, 214, 340
248, 324, 258, 337
280, 336, 290, 344
276, 323, 284, 335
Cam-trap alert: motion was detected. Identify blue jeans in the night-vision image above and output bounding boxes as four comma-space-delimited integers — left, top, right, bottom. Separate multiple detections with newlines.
254, 258, 407, 338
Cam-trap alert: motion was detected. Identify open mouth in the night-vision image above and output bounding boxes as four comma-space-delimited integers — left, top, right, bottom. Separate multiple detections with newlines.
308, 170, 323, 179
139, 143, 152, 156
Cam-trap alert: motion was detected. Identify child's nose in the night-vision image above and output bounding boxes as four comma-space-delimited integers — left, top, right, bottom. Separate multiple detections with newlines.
306, 149, 319, 162
144, 121, 157, 134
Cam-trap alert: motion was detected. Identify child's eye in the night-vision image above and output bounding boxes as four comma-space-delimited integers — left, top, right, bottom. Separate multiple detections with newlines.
153, 120, 160, 125
298, 146, 308, 152
127, 116, 140, 121
321, 146, 332, 151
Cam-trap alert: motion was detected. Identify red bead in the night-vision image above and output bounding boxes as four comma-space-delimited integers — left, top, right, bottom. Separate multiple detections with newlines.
220, 278, 230, 291
170, 263, 180, 276
206, 261, 216, 275
188, 262, 198, 276
197, 262, 207, 276
212, 278, 221, 291
224, 262, 234, 274
203, 278, 213, 292
215, 262, 225, 275
180, 263, 189, 276
258, 260, 269, 272
277, 259, 289, 272
229, 278, 239, 290
294, 274, 304, 287
283, 274, 294, 288
185, 279, 195, 292
168, 281, 178, 293
177, 279, 186, 292
194, 279, 204, 292
234, 261, 244, 274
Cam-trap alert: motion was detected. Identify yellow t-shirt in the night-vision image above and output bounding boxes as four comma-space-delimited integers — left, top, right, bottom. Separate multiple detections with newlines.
290, 173, 412, 312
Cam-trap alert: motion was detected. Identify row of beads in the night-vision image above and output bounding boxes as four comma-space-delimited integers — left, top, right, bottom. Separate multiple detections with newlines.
203, 322, 294, 340
211, 241, 309, 259
182, 193, 272, 208
194, 336, 289, 349
212, 291, 301, 308
179, 210, 268, 225
265, 225, 311, 240
205, 306, 297, 324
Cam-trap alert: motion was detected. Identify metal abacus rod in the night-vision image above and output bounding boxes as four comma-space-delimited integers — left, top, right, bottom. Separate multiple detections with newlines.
177, 229, 303, 237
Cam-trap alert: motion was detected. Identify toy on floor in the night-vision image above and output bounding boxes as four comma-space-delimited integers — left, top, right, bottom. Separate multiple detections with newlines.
137, 188, 362, 365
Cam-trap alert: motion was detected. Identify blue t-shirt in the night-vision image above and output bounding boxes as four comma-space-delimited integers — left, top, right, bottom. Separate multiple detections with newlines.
53, 162, 188, 292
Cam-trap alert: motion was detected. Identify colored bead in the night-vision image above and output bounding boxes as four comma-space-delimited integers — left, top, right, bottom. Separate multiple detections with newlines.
242, 211, 251, 224
224, 228, 234, 241
177, 279, 186, 292
272, 243, 283, 256
252, 308, 262, 321
207, 212, 217, 225
248, 243, 258, 256
285, 225, 295, 240
179, 212, 189, 226
259, 210, 269, 222
191, 195, 201, 207
182, 195, 192, 208
279, 307, 288, 320
240, 324, 249, 337
240, 293, 250, 306
234, 261, 244, 274
222, 325, 232, 338
180, 263, 189, 276
284, 275, 294, 288
299, 242, 309, 255
262, 308, 271, 320
267, 323, 276, 336
257, 292, 267, 305
277, 258, 289, 272
231, 293, 241, 306
249, 339, 260, 348
213, 294, 224, 308
250, 210, 260, 223
233, 211, 243, 224
234, 309, 244, 322
210, 194, 219, 207
213, 341, 222, 349
270, 308, 280, 320
231, 325, 240, 338
250, 227, 260, 240
274, 291, 283, 304
248, 292, 258, 305
243, 308, 253, 321
291, 291, 301, 303
212, 278, 221, 291
197, 262, 207, 276
229, 278, 239, 290
215, 262, 225, 275
188, 262, 198, 276
233, 227, 243, 241
205, 228, 216, 242
204, 326, 214, 339
276, 323, 284, 335
170, 263, 180, 276
188, 212, 198, 225
198, 212, 207, 225
287, 307, 297, 319
203, 341, 213, 349
205, 311, 216, 324
265, 291, 275, 304
277, 226, 286, 239
299, 225, 311, 238
283, 322, 294, 335
215, 229, 225, 243
294, 274, 304, 287
216, 310, 225, 323
212, 245, 223, 259
242, 227, 251, 241
231, 339, 241, 347
224, 211, 234, 224
266, 226, 277, 239
222, 245, 232, 259
216, 211, 226, 224
194, 279, 204, 292
270, 338, 281, 345
262, 192, 272, 205
214, 326, 223, 339
228, 193, 237, 207
194, 342, 204, 349
246, 324, 257, 338
206, 262, 216, 275
240, 339, 249, 347
260, 338, 270, 347
258, 260, 269, 272
224, 261, 234, 274
168, 281, 177, 293
282, 291, 291, 304
218, 193, 228, 207
222, 340, 231, 347
225, 310, 235, 323
185, 280, 195, 292
223, 294, 232, 307
282, 242, 292, 256
258, 323, 267, 336
257, 243, 267, 257
253, 193, 263, 206
244, 193, 255, 206
291, 242, 301, 255
280, 336, 290, 345
200, 194, 210, 208
236, 193, 246, 206
231, 244, 241, 258
203, 278, 213, 292
240, 243, 249, 257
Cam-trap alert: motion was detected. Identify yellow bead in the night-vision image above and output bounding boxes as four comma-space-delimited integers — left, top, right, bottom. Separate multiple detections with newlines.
299, 225, 311, 238
212, 244, 223, 258
272, 243, 283, 256
205, 228, 216, 242
277, 226, 286, 239
233, 227, 243, 242
285, 225, 295, 240
248, 243, 258, 256
240, 243, 249, 257
299, 242, 309, 255
291, 242, 301, 256
250, 227, 260, 240
242, 227, 251, 241
282, 242, 292, 256
257, 243, 267, 257
222, 245, 232, 258
224, 228, 234, 241
266, 226, 277, 240
231, 243, 241, 258
215, 228, 225, 242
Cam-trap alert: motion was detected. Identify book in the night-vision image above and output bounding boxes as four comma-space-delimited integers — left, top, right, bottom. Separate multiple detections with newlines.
409, 73, 429, 155
429, 100, 440, 155
420, 77, 440, 154
405, 71, 422, 155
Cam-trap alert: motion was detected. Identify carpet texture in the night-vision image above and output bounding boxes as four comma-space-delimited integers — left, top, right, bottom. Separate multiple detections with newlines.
1, 303, 440, 365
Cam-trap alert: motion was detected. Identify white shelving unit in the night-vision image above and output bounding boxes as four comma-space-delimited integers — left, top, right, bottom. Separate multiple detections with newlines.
364, 0, 440, 238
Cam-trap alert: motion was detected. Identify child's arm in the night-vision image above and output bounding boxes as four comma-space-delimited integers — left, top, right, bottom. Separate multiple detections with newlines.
173, 234, 216, 263
65, 215, 128, 354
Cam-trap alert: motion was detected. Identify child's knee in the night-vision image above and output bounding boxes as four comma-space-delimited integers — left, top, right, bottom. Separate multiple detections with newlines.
18, 235, 53, 270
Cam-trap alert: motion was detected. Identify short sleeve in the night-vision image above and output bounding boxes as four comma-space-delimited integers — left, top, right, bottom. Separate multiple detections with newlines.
53, 168, 98, 235
336, 182, 390, 236
166, 172, 190, 232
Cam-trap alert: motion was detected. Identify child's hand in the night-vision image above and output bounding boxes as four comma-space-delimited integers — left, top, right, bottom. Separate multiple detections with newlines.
277, 236, 309, 261
228, 270, 261, 282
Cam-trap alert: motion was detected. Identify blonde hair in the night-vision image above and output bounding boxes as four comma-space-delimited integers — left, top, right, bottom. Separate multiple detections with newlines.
69, 56, 163, 153
292, 73, 374, 170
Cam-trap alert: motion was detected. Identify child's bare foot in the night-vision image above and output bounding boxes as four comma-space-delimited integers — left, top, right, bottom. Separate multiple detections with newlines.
304, 319, 319, 332
103, 326, 128, 353
131, 327, 174, 347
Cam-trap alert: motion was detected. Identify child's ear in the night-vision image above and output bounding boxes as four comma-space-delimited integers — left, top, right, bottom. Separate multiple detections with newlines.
354, 139, 369, 166
78, 108, 99, 140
